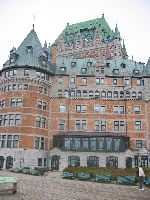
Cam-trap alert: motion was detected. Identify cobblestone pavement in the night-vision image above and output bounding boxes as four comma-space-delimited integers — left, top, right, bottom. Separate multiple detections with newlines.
0, 171, 150, 200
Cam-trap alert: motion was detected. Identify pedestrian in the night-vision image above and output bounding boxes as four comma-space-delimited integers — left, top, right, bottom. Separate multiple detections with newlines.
138, 165, 145, 190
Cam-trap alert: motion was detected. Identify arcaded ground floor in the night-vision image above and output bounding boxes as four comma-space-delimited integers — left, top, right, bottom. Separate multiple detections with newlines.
0, 171, 150, 200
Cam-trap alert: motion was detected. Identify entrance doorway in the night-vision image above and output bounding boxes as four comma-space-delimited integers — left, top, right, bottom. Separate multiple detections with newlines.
51, 155, 60, 170
141, 156, 148, 168
126, 157, 132, 168
0, 156, 4, 169
106, 156, 118, 168
6, 156, 13, 169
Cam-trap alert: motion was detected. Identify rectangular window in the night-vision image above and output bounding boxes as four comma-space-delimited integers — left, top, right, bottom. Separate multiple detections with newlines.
24, 69, 29, 76
59, 105, 66, 112
125, 79, 130, 86
114, 106, 124, 114
76, 105, 87, 113
37, 101, 47, 110
70, 77, 75, 84
113, 69, 119, 74
136, 140, 142, 149
38, 158, 42, 166
135, 106, 141, 114
58, 119, 65, 130
36, 116, 46, 128
114, 121, 125, 131
94, 105, 106, 113
76, 120, 86, 131
113, 79, 117, 85
83, 78, 87, 85
95, 78, 100, 85
95, 120, 106, 131
0, 135, 19, 148
135, 121, 141, 131
60, 67, 66, 73
35, 137, 44, 150
10, 98, 22, 107
59, 77, 63, 84
0, 100, 5, 108
81, 68, 87, 74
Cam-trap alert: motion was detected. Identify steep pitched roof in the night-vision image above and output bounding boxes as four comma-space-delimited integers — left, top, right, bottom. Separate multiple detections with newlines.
53, 14, 115, 45
3, 27, 55, 72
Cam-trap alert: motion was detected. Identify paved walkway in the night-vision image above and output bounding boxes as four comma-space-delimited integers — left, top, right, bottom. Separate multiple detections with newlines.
0, 171, 149, 200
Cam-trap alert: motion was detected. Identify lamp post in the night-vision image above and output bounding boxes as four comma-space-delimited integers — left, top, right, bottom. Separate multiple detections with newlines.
123, 85, 132, 137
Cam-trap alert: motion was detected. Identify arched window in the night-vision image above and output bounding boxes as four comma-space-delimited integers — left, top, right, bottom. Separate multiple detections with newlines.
106, 156, 118, 168
113, 91, 118, 98
58, 89, 63, 97
76, 90, 81, 97
107, 91, 112, 98
138, 91, 142, 99
87, 156, 99, 167
126, 91, 130, 98
132, 91, 136, 98
70, 90, 75, 97
101, 91, 106, 98
95, 90, 100, 98
120, 91, 124, 99
89, 90, 94, 98
68, 156, 80, 167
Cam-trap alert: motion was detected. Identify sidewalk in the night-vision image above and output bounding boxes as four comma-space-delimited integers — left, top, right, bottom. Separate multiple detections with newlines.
0, 171, 149, 200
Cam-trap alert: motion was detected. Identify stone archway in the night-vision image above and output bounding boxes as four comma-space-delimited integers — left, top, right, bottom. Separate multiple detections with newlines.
6, 156, 13, 169
0, 156, 4, 169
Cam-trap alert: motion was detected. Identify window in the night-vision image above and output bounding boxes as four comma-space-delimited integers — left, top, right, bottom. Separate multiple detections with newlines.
82, 90, 87, 97
10, 98, 22, 107
101, 78, 105, 85
87, 62, 92, 67
71, 62, 76, 67
135, 121, 141, 131
94, 105, 106, 113
106, 138, 112, 151
95, 120, 106, 131
5, 69, 18, 77
138, 91, 142, 99
95, 78, 100, 85
70, 77, 75, 84
76, 120, 86, 131
0, 100, 5, 108
60, 67, 66, 73
107, 91, 112, 98
137, 79, 141, 86
89, 90, 94, 98
136, 140, 142, 149
132, 91, 136, 98
114, 106, 124, 114
126, 91, 130, 98
83, 78, 87, 85
59, 105, 66, 112
24, 69, 29, 76
58, 89, 62, 97
36, 71, 49, 80
76, 105, 87, 113
114, 139, 120, 151
120, 91, 124, 99
35, 137, 45, 150
68, 156, 80, 167
114, 121, 125, 131
58, 119, 65, 130
76, 90, 81, 97
81, 68, 87, 74
113, 69, 119, 75
97, 138, 104, 150
134, 70, 139, 75
113, 91, 118, 98
38, 158, 42, 166
0, 114, 21, 126
113, 79, 117, 85
87, 156, 99, 167
0, 135, 19, 148
135, 106, 140, 114
101, 91, 106, 98
38, 87, 48, 95
101, 68, 105, 74
95, 90, 100, 98
37, 101, 47, 110
59, 77, 63, 84
36, 116, 47, 128
125, 79, 130, 86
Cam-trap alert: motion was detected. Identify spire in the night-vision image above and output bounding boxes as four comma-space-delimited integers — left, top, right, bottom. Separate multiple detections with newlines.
44, 40, 47, 49
122, 39, 128, 59
114, 24, 120, 38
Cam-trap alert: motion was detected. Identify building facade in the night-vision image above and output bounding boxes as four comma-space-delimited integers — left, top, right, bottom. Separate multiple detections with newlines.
0, 15, 150, 170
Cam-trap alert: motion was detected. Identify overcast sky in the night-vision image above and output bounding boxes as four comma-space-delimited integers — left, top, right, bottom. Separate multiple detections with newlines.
0, 0, 149, 69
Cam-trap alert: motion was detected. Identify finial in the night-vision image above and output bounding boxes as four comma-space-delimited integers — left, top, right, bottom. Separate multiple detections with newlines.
132, 55, 133, 60
67, 22, 69, 26
102, 13, 104, 18
33, 24, 34, 30
33, 15, 35, 30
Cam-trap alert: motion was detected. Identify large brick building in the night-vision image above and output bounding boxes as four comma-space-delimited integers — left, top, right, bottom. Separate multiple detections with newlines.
0, 15, 150, 170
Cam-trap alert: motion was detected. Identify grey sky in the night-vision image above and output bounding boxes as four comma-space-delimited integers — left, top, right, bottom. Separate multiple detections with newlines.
0, 0, 149, 69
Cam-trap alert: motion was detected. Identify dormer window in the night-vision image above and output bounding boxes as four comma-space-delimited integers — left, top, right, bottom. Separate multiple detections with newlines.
106, 62, 110, 67
71, 62, 76, 67
27, 46, 33, 54
134, 70, 139, 75
121, 63, 126, 68
113, 69, 119, 75
81, 68, 87, 74
10, 57, 14, 63
87, 62, 92, 67
60, 67, 66, 73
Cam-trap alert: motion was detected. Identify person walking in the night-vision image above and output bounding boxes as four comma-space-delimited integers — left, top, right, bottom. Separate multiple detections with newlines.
138, 165, 145, 190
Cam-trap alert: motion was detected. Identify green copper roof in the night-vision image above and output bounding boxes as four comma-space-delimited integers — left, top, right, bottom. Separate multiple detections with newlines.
53, 15, 116, 44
